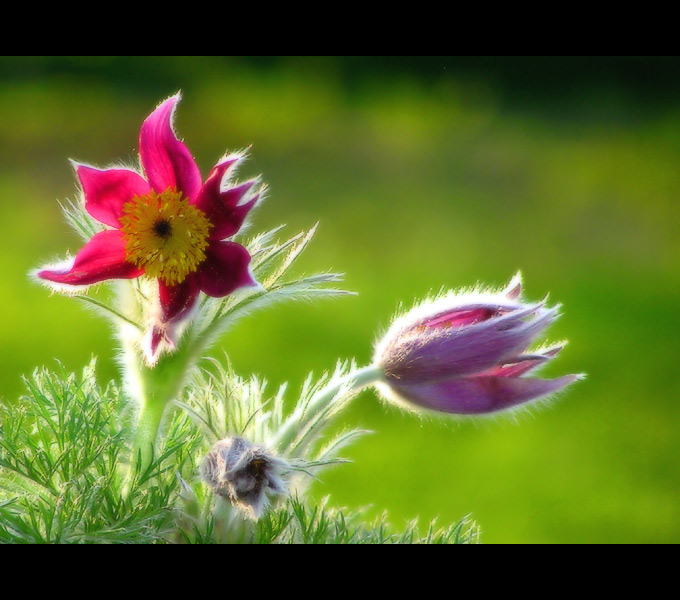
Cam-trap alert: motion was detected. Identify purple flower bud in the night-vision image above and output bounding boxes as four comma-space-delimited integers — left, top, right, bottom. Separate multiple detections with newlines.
374, 274, 582, 415
201, 437, 289, 519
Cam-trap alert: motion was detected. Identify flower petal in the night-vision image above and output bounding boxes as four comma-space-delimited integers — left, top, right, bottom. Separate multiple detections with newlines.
143, 276, 200, 365
483, 345, 564, 378
37, 230, 142, 288
503, 272, 523, 300
196, 241, 257, 297
423, 306, 508, 329
75, 163, 151, 228
387, 374, 581, 415
148, 327, 167, 362
384, 302, 560, 383
139, 94, 202, 200
158, 275, 200, 323
194, 158, 261, 240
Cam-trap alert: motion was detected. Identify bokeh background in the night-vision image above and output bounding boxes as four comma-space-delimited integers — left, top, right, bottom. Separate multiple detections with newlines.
1, 56, 679, 543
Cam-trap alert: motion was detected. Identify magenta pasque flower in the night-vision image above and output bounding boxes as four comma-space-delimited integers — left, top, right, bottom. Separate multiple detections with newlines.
36, 94, 262, 363
373, 274, 582, 415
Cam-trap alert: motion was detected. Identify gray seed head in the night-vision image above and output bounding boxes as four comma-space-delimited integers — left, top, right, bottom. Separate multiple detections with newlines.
201, 436, 289, 519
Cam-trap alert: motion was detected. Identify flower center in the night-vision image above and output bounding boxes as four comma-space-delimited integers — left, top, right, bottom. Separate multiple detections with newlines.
120, 190, 212, 286
153, 218, 173, 239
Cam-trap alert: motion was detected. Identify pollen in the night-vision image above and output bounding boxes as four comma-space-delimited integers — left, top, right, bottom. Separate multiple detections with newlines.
120, 190, 212, 286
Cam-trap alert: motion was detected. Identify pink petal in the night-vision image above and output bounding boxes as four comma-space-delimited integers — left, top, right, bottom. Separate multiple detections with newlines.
159, 275, 200, 323
139, 94, 202, 200
37, 230, 142, 287
144, 276, 200, 365
424, 306, 505, 329
196, 241, 257, 298
194, 158, 260, 240
484, 346, 564, 378
388, 374, 581, 415
75, 164, 151, 229
485, 358, 547, 378
149, 327, 166, 360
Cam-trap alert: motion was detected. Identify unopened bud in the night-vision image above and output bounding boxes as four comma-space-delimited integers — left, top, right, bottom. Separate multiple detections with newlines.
373, 273, 582, 415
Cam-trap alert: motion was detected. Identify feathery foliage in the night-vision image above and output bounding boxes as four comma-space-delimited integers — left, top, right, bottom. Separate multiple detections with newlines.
0, 361, 197, 543
0, 360, 479, 543
185, 222, 353, 356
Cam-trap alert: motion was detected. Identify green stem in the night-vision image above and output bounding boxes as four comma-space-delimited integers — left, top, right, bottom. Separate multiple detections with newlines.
131, 397, 167, 471
126, 344, 196, 479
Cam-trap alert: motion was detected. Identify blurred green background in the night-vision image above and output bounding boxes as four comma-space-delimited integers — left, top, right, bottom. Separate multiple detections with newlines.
1, 57, 679, 543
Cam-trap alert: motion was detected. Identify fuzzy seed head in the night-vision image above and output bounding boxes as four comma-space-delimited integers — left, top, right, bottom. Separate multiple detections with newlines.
201, 436, 289, 519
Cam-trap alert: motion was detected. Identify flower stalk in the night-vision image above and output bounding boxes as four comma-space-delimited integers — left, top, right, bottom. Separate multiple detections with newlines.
128, 349, 195, 471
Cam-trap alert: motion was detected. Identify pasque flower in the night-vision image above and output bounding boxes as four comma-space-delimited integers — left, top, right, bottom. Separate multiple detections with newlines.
36, 94, 262, 362
373, 274, 582, 415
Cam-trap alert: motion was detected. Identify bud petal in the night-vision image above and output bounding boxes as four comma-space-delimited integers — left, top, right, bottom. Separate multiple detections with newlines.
381, 373, 582, 415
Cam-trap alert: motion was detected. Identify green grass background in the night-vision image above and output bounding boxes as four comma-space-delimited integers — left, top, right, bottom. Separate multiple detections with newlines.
1, 57, 679, 543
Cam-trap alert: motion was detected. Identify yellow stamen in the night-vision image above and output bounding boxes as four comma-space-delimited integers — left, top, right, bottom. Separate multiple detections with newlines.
120, 190, 212, 286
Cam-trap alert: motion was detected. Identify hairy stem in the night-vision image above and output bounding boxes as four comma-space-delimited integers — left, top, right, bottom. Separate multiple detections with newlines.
131, 396, 167, 470
126, 344, 196, 477
273, 364, 383, 453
